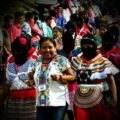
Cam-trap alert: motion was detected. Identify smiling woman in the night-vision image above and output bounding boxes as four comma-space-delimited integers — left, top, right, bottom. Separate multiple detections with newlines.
29, 37, 75, 120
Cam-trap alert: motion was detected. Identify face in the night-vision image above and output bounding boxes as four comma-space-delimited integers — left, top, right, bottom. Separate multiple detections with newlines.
102, 40, 114, 51
29, 17, 34, 23
41, 40, 57, 60
8, 19, 14, 26
99, 27, 107, 37
57, 7, 63, 13
16, 16, 25, 24
81, 43, 97, 60
53, 29, 62, 38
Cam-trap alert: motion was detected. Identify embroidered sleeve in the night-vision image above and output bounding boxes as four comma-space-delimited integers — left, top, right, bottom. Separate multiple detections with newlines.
57, 56, 71, 72
28, 59, 36, 74
6, 64, 14, 85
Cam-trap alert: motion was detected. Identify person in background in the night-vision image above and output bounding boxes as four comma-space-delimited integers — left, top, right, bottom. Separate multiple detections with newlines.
98, 30, 120, 109
29, 37, 75, 120
0, 27, 4, 84
94, 23, 108, 48
56, 5, 66, 30
47, 5, 57, 29
8, 11, 24, 42
41, 16, 53, 38
2, 15, 13, 57
71, 37, 120, 120
58, 32, 80, 120
30, 11, 43, 50
0, 34, 38, 120
33, 11, 43, 31
53, 26, 63, 50
0, 15, 13, 90
21, 12, 33, 36
99, 30, 120, 69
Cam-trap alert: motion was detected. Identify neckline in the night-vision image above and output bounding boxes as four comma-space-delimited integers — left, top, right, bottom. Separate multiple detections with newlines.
42, 54, 57, 64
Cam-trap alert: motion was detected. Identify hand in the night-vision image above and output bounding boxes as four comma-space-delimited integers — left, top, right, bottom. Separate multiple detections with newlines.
51, 74, 61, 81
106, 100, 117, 108
24, 80, 34, 87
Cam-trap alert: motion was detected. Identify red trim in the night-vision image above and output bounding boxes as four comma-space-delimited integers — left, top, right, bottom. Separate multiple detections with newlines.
10, 88, 36, 99
7, 56, 15, 63
92, 79, 104, 84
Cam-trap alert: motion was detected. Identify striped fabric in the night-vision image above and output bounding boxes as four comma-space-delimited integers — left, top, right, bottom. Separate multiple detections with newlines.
5, 47, 38, 120
71, 53, 119, 108
6, 97, 36, 120
71, 53, 119, 80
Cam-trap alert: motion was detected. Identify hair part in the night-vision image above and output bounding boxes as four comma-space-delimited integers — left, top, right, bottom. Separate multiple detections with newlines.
39, 37, 56, 48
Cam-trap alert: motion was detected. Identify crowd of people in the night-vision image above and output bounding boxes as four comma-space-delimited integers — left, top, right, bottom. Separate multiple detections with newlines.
0, 0, 120, 120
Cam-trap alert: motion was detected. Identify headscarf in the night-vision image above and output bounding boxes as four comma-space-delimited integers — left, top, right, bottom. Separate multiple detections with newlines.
81, 37, 97, 60
11, 35, 31, 65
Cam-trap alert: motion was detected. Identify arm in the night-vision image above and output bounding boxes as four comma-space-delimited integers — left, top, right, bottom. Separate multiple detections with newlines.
3, 45, 11, 56
51, 67, 75, 83
24, 72, 35, 87
107, 74, 117, 107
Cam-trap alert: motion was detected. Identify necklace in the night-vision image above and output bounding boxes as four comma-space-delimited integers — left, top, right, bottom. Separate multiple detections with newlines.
38, 54, 57, 84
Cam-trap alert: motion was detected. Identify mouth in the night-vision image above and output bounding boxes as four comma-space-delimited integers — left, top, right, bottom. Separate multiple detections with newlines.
44, 52, 51, 57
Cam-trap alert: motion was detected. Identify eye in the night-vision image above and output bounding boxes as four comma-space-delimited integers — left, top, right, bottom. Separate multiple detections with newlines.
49, 46, 53, 49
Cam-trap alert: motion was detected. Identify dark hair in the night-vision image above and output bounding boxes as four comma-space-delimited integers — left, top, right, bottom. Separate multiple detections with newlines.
49, 10, 57, 18
81, 34, 97, 49
4, 15, 13, 24
62, 32, 75, 53
108, 25, 119, 42
25, 12, 34, 21
53, 26, 63, 34
39, 37, 56, 48
102, 30, 117, 50
45, 16, 52, 21
65, 20, 77, 30
102, 30, 116, 45
3, 15, 13, 28
32, 11, 39, 22
15, 11, 24, 17
14, 11, 24, 21
11, 37, 30, 55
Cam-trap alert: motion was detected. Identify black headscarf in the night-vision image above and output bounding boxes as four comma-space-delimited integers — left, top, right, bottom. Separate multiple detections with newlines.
81, 37, 97, 60
11, 35, 31, 65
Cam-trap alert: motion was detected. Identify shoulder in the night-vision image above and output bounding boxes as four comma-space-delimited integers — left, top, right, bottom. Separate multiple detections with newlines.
7, 55, 14, 64
28, 47, 39, 60
71, 53, 82, 71
54, 55, 68, 62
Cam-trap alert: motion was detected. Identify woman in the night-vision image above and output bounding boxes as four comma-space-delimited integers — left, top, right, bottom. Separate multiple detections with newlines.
0, 35, 38, 120
53, 26, 63, 51
58, 32, 80, 120
99, 30, 120, 69
71, 37, 120, 120
30, 37, 75, 120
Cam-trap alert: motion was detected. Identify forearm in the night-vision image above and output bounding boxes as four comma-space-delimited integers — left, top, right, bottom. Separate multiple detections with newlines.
51, 74, 75, 83
60, 74, 75, 82
108, 75, 117, 102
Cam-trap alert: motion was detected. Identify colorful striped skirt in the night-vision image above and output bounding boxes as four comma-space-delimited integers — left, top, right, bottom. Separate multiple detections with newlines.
6, 89, 36, 120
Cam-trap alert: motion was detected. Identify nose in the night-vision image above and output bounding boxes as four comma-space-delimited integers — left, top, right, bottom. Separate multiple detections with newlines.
46, 48, 50, 52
